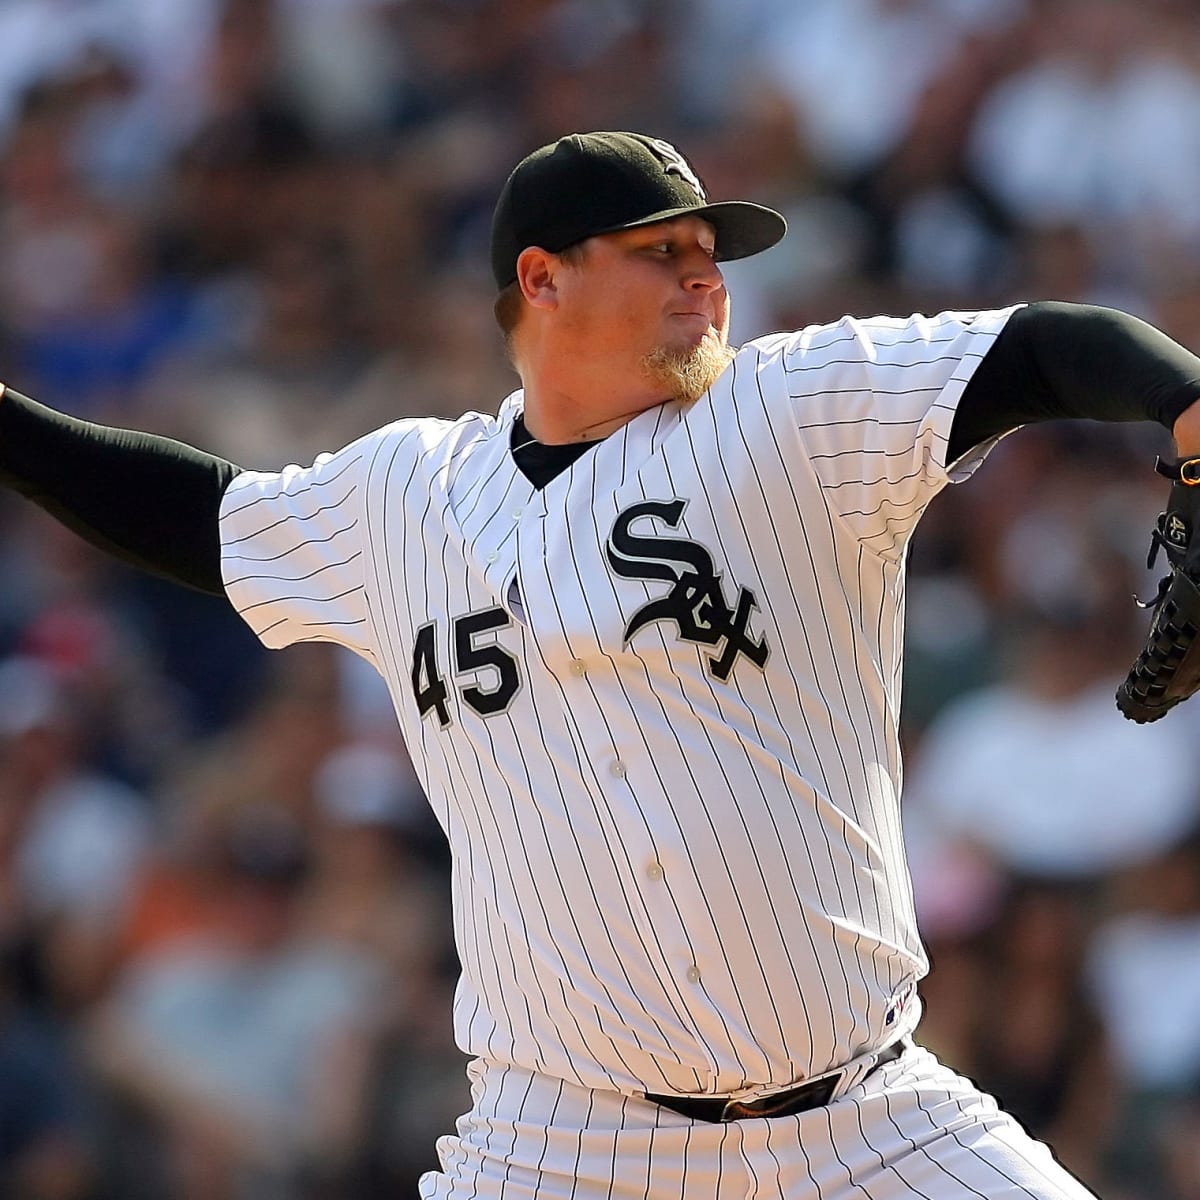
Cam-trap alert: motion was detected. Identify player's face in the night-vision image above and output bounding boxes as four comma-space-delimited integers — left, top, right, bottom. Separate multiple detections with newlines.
555, 217, 732, 402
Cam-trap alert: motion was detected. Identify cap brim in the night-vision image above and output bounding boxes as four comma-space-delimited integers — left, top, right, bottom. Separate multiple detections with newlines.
596, 200, 786, 262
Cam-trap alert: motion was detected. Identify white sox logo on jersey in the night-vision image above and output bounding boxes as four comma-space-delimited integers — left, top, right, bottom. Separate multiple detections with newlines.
605, 498, 769, 681
647, 138, 707, 201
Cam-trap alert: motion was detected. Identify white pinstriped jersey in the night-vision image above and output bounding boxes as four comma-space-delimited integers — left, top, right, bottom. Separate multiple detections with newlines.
219, 305, 1019, 1100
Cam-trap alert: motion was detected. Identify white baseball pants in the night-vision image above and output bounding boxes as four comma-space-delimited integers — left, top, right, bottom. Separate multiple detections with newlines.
419, 1043, 1099, 1200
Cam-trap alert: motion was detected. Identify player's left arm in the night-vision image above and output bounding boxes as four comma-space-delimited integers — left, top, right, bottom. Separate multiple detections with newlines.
947, 301, 1200, 463
940, 304, 1200, 723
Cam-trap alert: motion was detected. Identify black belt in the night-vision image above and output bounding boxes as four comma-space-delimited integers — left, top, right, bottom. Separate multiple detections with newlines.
644, 1040, 906, 1122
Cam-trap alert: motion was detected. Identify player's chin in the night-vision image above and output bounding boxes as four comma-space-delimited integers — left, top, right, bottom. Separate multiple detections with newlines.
642, 335, 735, 403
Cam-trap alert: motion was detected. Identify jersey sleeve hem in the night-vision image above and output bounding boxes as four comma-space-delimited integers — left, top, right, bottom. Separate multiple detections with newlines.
927, 306, 1025, 487
218, 442, 378, 656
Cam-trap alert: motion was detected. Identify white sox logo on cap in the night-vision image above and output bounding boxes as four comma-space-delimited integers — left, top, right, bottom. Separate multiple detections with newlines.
647, 137, 707, 201
489, 130, 784, 288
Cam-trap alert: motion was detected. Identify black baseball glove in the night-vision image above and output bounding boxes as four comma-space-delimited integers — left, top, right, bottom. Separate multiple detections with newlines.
1117, 455, 1200, 722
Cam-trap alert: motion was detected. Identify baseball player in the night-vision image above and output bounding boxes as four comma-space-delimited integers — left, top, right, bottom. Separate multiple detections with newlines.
2, 131, 1198, 1199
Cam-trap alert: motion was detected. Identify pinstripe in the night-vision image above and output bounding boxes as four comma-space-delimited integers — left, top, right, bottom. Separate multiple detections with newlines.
533, 1076, 566, 1185
449, 582, 559, 1077
824, 470, 925, 489
520, 515, 706, 1074
977, 1130, 1091, 1196
673, 399, 830, 1061
521, 644, 678, 1078
221, 486, 357, 544
880, 1085, 943, 1198
224, 546, 362, 582
760, 465, 884, 1020
456, 707, 549, 1070
394, 431, 510, 1067
359, 430, 443, 796
567, 1089, 594, 1200
744, 355, 876, 1051
800, 418, 944, 430
849, 1091, 942, 1200
905, 1093, 1019, 1200
223, 519, 359, 563
531, 554, 704, 1079
821, 1101, 879, 1200
696, 362, 844, 1051
781, 335, 981, 369
492, 698, 621, 1080
219, 449, 365, 519
812, 443, 947, 460
818, 481, 898, 962
853, 595, 907, 978
794, 386, 944, 400
791, 1110, 823, 1200
654, 448, 791, 1066
559, 459, 748, 1018
908, 1085, 1053, 1200
237, 581, 363, 613
839, 493, 930, 520
498, 1069, 536, 1194
474, 1063, 508, 1200
556, 462, 753, 1059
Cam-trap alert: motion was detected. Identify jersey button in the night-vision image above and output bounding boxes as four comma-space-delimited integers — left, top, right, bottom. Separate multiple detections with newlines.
486, 551, 498, 563
686, 965, 701, 984
511, 508, 523, 521
569, 659, 587, 677
609, 760, 627, 778
646, 862, 664, 881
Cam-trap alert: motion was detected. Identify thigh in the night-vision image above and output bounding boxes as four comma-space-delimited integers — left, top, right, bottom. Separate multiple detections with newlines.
418, 1061, 751, 1200
762, 1045, 1098, 1200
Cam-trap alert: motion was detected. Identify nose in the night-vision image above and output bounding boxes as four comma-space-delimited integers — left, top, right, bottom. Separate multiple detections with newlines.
684, 252, 724, 292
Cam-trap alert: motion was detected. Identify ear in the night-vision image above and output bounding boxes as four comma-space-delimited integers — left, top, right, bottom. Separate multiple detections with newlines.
516, 247, 560, 312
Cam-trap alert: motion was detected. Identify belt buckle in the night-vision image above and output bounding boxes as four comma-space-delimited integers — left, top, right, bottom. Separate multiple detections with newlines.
717, 1070, 841, 1121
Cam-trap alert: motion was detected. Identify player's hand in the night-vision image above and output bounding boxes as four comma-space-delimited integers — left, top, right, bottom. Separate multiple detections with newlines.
1117, 455, 1200, 721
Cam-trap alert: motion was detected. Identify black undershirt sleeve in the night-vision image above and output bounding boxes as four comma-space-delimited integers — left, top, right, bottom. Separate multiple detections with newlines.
947, 301, 1200, 465
0, 387, 241, 596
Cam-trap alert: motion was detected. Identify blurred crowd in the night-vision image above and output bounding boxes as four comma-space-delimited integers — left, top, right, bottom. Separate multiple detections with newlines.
2, 0, 1200, 1197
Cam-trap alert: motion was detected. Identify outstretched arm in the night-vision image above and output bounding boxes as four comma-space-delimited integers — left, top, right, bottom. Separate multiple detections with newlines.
0, 385, 242, 596
937, 303, 1200, 722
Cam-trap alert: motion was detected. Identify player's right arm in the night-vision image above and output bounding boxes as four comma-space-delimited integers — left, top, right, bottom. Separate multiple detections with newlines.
0, 384, 242, 596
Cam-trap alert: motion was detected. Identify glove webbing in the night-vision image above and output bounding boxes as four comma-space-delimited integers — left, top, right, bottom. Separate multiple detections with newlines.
1116, 454, 1200, 722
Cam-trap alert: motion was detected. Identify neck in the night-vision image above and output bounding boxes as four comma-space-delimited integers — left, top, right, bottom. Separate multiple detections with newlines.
518, 375, 670, 445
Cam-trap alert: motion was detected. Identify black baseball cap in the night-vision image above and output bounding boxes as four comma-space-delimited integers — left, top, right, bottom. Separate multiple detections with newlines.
490, 131, 787, 290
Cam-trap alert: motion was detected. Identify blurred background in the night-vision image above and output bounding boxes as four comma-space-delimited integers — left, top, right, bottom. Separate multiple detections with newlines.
2, 0, 1200, 1196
